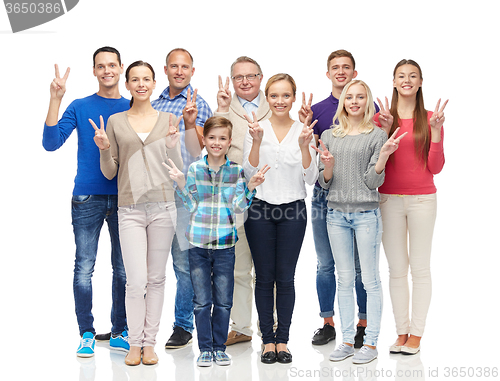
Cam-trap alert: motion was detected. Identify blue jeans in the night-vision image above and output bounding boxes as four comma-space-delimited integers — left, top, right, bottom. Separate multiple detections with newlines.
71, 195, 127, 336
311, 186, 367, 320
170, 194, 195, 333
189, 246, 235, 352
326, 208, 383, 347
245, 199, 307, 345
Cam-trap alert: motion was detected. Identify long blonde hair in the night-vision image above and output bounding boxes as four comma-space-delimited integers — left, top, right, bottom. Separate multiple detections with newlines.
331, 80, 376, 137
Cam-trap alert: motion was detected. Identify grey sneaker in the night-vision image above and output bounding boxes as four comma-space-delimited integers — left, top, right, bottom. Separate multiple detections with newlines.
353, 346, 378, 364
329, 343, 354, 361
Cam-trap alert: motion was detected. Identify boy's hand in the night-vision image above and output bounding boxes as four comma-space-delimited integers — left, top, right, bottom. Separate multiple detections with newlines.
50, 64, 70, 100
298, 92, 313, 124
248, 164, 270, 191
163, 159, 186, 189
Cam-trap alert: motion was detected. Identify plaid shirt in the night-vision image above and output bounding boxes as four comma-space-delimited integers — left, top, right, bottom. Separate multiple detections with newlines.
176, 156, 256, 249
151, 84, 212, 175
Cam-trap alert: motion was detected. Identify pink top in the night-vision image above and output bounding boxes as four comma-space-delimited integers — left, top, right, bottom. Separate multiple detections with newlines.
374, 111, 444, 195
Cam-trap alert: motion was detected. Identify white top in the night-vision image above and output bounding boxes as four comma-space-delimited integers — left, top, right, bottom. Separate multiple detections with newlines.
136, 132, 150, 142
243, 119, 318, 205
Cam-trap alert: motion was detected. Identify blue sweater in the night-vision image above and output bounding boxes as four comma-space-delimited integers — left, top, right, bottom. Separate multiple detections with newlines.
43, 93, 130, 195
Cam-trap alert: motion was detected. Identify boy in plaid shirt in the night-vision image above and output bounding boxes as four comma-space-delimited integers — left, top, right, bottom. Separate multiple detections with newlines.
164, 116, 269, 367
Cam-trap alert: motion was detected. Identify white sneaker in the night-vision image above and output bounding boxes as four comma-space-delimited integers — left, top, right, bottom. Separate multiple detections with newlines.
353, 346, 378, 364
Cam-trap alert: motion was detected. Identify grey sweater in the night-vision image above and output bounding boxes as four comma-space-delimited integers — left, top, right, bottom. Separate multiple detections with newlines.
318, 127, 387, 213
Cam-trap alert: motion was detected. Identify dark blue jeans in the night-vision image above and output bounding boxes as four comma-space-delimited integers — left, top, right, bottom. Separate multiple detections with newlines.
71, 195, 127, 336
311, 186, 367, 320
245, 199, 307, 345
189, 246, 235, 352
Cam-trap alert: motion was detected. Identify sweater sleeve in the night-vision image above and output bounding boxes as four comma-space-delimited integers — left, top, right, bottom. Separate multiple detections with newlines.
364, 131, 386, 190
99, 117, 119, 180
42, 102, 77, 151
317, 132, 333, 189
428, 127, 445, 174
176, 164, 199, 213
233, 168, 256, 214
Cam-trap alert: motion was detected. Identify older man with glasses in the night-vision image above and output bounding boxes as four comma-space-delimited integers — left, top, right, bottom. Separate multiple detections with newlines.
214, 56, 271, 345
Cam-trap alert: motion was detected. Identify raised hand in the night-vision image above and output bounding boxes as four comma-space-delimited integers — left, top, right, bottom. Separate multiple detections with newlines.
380, 127, 407, 157
162, 158, 186, 189
376, 96, 394, 135
217, 75, 232, 112
166, 113, 182, 149
244, 111, 264, 143
89, 115, 110, 150
311, 139, 334, 169
429, 98, 448, 131
183, 87, 198, 127
248, 164, 270, 191
298, 92, 313, 124
298, 119, 317, 149
50, 64, 70, 100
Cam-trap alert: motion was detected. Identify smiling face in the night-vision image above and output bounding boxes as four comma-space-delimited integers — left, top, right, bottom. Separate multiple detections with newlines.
93, 51, 123, 90
202, 126, 232, 160
326, 56, 358, 97
231, 61, 263, 102
164, 50, 195, 97
125, 65, 156, 102
393, 64, 423, 98
343, 83, 368, 119
266, 79, 296, 117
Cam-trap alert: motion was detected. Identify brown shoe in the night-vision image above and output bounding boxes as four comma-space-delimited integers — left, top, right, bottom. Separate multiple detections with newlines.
125, 347, 142, 366
142, 347, 159, 365
225, 331, 252, 346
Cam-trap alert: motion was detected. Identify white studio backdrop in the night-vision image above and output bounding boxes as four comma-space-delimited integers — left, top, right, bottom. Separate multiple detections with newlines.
0, 0, 497, 380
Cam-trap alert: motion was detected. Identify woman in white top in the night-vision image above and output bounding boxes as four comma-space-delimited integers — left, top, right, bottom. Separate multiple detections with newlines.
91, 61, 194, 366
243, 73, 318, 364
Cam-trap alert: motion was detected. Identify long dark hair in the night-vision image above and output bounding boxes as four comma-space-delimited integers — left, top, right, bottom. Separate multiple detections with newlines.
390, 59, 430, 166
125, 60, 156, 107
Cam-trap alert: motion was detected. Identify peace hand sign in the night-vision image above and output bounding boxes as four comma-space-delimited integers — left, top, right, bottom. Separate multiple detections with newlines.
162, 158, 186, 189
311, 139, 334, 169
50, 64, 70, 100
248, 164, 270, 191
298, 119, 317, 149
429, 98, 448, 131
89, 116, 110, 150
166, 113, 182, 149
380, 127, 407, 157
244, 111, 264, 143
183, 87, 198, 127
217, 75, 232, 112
298, 92, 314, 124
376, 96, 394, 135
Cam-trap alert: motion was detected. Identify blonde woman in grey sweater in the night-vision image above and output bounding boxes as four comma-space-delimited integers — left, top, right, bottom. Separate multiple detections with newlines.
313, 80, 406, 364
90, 61, 194, 366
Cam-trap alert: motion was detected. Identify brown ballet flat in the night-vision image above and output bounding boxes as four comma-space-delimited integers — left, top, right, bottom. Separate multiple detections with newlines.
125, 347, 142, 366
142, 347, 159, 365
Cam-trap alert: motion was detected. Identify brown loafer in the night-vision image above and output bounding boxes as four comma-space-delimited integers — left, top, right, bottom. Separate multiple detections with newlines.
225, 331, 252, 346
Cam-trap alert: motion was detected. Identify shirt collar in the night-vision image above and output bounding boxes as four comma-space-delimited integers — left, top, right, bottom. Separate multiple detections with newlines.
203, 155, 231, 172
159, 84, 194, 101
238, 93, 260, 108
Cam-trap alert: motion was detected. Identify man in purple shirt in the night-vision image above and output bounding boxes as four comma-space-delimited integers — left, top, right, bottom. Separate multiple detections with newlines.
299, 50, 379, 349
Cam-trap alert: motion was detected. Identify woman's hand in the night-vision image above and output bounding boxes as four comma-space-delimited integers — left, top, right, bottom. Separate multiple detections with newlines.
376, 96, 394, 135
166, 113, 182, 149
244, 111, 264, 143
162, 158, 186, 189
89, 115, 110, 150
311, 139, 334, 169
247, 164, 270, 191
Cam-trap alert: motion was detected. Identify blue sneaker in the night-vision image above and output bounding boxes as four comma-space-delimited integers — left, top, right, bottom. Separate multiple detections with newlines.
77, 332, 95, 358
110, 331, 130, 352
213, 350, 231, 366
196, 351, 213, 367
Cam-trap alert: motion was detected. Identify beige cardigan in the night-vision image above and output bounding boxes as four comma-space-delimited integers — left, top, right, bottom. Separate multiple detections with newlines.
100, 111, 183, 207
214, 91, 271, 164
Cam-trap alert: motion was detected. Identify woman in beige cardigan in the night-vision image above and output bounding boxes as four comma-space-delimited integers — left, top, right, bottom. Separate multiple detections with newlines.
90, 61, 196, 365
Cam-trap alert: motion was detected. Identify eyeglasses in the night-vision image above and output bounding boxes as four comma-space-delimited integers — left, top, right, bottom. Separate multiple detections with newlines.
231, 73, 261, 82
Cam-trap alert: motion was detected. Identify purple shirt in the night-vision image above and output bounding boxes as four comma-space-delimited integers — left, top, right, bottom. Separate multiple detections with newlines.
311, 93, 380, 187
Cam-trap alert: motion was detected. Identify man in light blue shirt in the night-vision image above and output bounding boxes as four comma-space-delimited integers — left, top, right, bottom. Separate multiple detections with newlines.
151, 48, 212, 349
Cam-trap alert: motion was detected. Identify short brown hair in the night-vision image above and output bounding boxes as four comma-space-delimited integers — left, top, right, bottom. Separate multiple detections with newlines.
327, 49, 356, 70
203, 116, 233, 138
230, 56, 263, 77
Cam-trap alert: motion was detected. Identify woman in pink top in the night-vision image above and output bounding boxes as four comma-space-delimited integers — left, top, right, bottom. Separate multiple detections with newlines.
374, 59, 447, 355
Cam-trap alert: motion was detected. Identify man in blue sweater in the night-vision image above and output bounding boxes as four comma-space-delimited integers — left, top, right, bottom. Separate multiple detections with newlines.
43, 47, 130, 357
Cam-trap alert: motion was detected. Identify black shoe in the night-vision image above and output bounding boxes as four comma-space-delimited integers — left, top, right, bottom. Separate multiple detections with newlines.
261, 350, 277, 364
311, 324, 336, 345
165, 326, 193, 349
95, 332, 111, 341
354, 326, 366, 349
277, 349, 292, 364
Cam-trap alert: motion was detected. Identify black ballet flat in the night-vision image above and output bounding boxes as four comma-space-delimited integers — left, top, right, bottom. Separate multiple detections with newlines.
277, 349, 292, 364
261, 350, 277, 364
